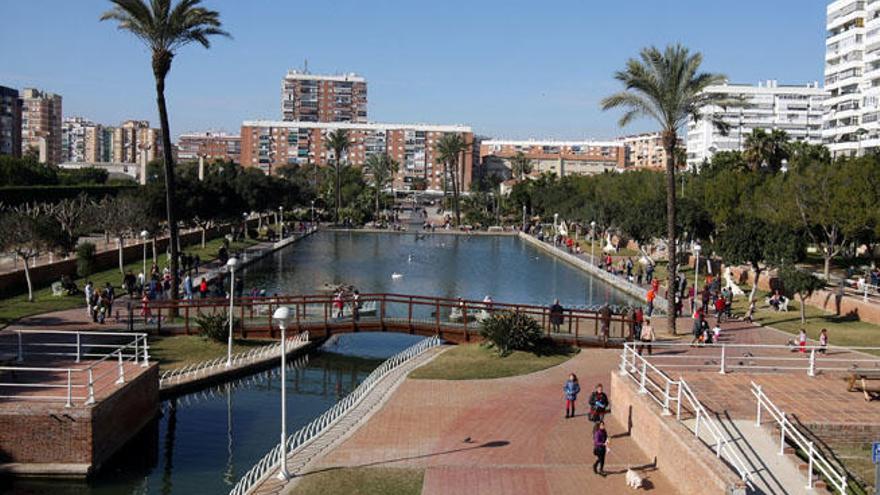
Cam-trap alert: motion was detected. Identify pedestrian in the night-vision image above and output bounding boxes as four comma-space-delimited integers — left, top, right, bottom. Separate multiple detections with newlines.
646, 263, 654, 284
592, 421, 610, 477
632, 306, 644, 341
198, 278, 208, 299
712, 322, 722, 343
194, 254, 201, 275
334, 291, 345, 318
797, 328, 808, 354
183, 274, 193, 300
352, 290, 361, 321
646, 288, 656, 317
819, 328, 828, 354
103, 282, 115, 316
638, 317, 655, 356
599, 305, 612, 343
549, 299, 564, 333
714, 295, 726, 324
690, 309, 704, 346
563, 373, 581, 419
84, 281, 95, 319
123, 271, 136, 298
588, 384, 610, 423
636, 263, 644, 285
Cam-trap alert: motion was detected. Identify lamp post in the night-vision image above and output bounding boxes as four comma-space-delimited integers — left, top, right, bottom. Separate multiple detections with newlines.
272, 306, 292, 480
693, 243, 702, 313
310, 200, 316, 226
226, 257, 239, 367
522, 204, 527, 232
590, 221, 597, 265
278, 206, 284, 238
140, 230, 149, 279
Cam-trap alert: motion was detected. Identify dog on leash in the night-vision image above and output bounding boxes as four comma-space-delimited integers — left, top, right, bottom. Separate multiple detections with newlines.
625, 468, 644, 489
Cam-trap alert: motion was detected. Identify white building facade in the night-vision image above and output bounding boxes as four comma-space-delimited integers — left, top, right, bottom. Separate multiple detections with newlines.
822, 0, 880, 156
686, 81, 826, 168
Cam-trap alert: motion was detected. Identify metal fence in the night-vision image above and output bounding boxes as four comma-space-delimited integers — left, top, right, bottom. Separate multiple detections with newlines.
229, 335, 442, 495
0, 330, 150, 407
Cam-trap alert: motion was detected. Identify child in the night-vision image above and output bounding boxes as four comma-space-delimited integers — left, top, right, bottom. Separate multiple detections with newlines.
797, 329, 808, 354
588, 384, 610, 423
712, 322, 722, 343
563, 373, 581, 419
819, 328, 828, 354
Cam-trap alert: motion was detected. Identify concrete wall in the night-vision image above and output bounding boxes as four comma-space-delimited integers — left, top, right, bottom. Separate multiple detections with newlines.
609, 373, 740, 495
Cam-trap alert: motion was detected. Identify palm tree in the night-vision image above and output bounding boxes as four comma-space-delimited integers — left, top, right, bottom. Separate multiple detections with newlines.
325, 129, 350, 223
743, 129, 771, 170
436, 133, 468, 226
364, 153, 399, 221
601, 44, 735, 334
509, 151, 533, 180
101, 0, 229, 304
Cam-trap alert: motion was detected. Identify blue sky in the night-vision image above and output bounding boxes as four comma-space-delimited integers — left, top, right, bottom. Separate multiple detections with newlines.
0, 0, 828, 140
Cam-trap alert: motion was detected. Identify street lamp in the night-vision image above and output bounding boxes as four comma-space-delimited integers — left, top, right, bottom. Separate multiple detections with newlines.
693, 243, 702, 313
242, 213, 249, 240
278, 206, 284, 238
272, 306, 292, 480
226, 257, 239, 367
310, 200, 316, 226
590, 221, 597, 265
140, 230, 149, 278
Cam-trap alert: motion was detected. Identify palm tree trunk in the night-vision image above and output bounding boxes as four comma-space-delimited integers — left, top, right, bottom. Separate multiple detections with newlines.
375, 186, 380, 222
335, 160, 341, 224
155, 75, 180, 305
450, 160, 461, 226
442, 162, 449, 210
663, 132, 678, 334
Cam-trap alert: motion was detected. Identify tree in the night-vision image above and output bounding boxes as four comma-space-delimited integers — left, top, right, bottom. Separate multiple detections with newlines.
0, 206, 54, 301
45, 195, 96, 255
325, 129, 351, 224
437, 133, 469, 226
101, 194, 147, 274
101, 0, 230, 305
364, 153, 398, 221
601, 44, 735, 333
779, 265, 825, 324
509, 151, 533, 180
743, 128, 789, 171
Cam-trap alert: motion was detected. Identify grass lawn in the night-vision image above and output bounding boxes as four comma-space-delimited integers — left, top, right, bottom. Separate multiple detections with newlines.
148, 334, 271, 370
831, 444, 874, 494
410, 343, 578, 380
0, 237, 258, 329
730, 294, 880, 352
290, 467, 424, 495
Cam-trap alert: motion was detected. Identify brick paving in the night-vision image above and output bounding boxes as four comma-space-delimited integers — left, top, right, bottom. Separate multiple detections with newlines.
0, 359, 148, 406
298, 350, 680, 495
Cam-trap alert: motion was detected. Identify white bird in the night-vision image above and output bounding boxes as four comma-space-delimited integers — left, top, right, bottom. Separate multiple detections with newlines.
391, 272, 403, 280
408, 254, 413, 263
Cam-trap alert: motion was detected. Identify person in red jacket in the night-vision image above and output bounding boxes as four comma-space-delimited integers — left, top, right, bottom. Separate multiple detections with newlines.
714, 295, 726, 324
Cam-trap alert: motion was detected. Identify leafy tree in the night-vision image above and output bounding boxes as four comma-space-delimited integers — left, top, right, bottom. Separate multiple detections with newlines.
700, 150, 748, 175
0, 156, 58, 186
601, 44, 736, 333
779, 265, 825, 324
509, 151, 533, 180
437, 133, 469, 226
101, 0, 230, 305
76, 242, 98, 278
325, 129, 351, 224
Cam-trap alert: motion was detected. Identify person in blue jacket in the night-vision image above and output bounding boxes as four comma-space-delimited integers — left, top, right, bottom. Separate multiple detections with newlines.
563, 373, 581, 418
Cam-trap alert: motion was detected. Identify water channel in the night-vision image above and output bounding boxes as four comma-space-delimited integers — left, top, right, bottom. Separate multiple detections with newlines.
4, 232, 634, 494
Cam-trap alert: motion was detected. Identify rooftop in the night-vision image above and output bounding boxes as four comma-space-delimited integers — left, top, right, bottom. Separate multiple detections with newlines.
242, 120, 471, 133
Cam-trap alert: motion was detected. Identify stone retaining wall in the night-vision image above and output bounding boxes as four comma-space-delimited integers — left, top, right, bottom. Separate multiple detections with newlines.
609, 372, 740, 495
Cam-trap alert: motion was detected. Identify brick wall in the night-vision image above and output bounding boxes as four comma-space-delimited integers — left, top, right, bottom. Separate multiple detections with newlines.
609, 373, 741, 494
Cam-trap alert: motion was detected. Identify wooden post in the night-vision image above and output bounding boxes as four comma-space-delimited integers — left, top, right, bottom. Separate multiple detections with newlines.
575, 314, 579, 342
463, 301, 469, 341
594, 315, 599, 336
435, 299, 441, 332
380, 297, 386, 330
567, 310, 572, 334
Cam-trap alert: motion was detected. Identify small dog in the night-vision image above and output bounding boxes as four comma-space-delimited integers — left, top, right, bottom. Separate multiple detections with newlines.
625, 468, 644, 489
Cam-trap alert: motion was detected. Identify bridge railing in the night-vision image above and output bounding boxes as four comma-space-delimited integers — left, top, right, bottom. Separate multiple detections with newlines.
135, 293, 635, 344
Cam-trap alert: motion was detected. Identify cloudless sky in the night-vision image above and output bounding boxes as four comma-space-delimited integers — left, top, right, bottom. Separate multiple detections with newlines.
0, 0, 829, 140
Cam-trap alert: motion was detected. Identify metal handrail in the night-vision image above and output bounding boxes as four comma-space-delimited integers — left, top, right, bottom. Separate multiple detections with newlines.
229, 335, 442, 495
751, 382, 847, 493
619, 344, 754, 487
159, 332, 309, 386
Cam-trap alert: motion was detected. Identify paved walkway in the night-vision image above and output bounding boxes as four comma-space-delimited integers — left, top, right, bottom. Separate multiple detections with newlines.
297, 349, 679, 495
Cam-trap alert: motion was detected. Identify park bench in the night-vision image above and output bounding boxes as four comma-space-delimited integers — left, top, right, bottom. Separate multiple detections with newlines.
846, 371, 880, 401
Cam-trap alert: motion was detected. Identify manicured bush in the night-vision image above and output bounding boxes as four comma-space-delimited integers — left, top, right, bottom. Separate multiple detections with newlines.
195, 311, 240, 343
76, 242, 97, 278
479, 311, 544, 356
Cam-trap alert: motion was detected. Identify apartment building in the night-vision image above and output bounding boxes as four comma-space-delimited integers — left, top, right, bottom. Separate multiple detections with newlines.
61, 117, 96, 163
177, 131, 241, 163
822, 0, 880, 156
479, 139, 626, 179
685, 80, 826, 167
281, 70, 367, 123
0, 86, 21, 157
616, 133, 682, 170
240, 121, 474, 192
20, 88, 62, 164
110, 120, 162, 164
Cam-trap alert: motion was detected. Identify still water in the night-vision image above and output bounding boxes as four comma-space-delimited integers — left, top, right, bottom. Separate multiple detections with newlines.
241, 231, 636, 309
3, 232, 631, 494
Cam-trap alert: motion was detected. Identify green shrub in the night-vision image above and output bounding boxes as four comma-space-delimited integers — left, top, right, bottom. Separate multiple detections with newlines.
195, 311, 240, 343
479, 311, 544, 356
76, 242, 97, 278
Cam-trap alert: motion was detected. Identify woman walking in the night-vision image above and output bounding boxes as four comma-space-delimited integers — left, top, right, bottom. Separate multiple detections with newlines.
563, 373, 581, 419
593, 421, 610, 477
638, 317, 655, 356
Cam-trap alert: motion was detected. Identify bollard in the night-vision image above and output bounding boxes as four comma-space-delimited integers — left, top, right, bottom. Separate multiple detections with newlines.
66, 369, 72, 408
807, 349, 816, 377
719, 345, 726, 375
76, 333, 81, 363
116, 350, 125, 384
806, 442, 814, 489
85, 369, 95, 405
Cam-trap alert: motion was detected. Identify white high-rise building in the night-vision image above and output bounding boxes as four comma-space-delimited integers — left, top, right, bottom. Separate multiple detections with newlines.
823, 0, 878, 157
61, 117, 96, 163
686, 81, 826, 168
